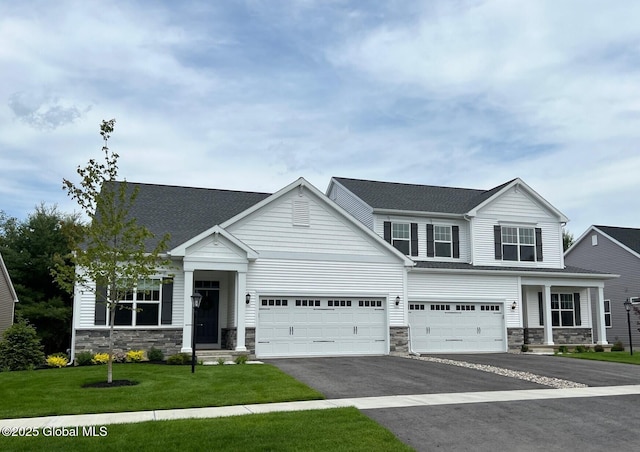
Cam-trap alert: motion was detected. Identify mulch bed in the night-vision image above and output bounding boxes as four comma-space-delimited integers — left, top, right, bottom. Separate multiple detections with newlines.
82, 380, 139, 388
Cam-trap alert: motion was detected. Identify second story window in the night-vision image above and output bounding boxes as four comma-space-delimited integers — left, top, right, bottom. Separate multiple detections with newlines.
392, 223, 411, 255
496, 225, 542, 262
434, 225, 452, 257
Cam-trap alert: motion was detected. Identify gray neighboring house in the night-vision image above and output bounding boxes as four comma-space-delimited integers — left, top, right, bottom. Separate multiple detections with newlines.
564, 226, 640, 347
0, 252, 18, 336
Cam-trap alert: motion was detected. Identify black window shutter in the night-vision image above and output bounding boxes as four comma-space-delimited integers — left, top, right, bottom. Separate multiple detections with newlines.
383, 221, 391, 244
161, 278, 174, 325
535, 228, 543, 261
410, 223, 418, 256
494, 225, 502, 259
95, 283, 107, 326
452, 226, 460, 258
538, 292, 544, 326
574, 293, 581, 326
426, 224, 434, 257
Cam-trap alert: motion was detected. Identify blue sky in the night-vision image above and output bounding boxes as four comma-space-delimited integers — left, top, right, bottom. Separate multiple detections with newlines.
1, 0, 639, 236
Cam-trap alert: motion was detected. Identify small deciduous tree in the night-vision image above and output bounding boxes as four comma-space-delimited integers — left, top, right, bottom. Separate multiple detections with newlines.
54, 119, 170, 383
562, 229, 574, 252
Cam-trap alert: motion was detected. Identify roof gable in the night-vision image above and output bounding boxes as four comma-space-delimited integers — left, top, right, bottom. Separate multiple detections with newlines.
0, 253, 18, 303
594, 226, 640, 256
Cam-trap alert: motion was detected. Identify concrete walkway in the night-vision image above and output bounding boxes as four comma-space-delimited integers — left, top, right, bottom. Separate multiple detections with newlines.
3, 384, 640, 429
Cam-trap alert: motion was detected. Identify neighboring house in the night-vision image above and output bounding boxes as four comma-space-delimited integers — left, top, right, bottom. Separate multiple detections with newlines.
71, 176, 614, 360
327, 177, 614, 353
0, 252, 18, 336
564, 226, 640, 348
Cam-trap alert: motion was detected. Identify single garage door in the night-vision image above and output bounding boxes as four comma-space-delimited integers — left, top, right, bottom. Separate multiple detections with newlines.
256, 296, 387, 358
409, 302, 505, 353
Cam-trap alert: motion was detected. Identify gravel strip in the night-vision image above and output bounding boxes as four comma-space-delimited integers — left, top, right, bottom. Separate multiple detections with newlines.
408, 355, 588, 389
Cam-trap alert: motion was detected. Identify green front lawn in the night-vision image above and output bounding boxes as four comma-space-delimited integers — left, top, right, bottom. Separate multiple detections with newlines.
1, 408, 414, 452
0, 363, 323, 419
558, 351, 640, 365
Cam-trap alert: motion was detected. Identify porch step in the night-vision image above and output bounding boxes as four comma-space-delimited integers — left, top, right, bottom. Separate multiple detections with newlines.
196, 350, 246, 364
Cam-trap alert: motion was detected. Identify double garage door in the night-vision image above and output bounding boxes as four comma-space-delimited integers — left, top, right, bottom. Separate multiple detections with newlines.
409, 302, 506, 353
256, 296, 387, 358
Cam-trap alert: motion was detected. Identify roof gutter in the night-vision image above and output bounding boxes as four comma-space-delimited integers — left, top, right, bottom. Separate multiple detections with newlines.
373, 208, 465, 219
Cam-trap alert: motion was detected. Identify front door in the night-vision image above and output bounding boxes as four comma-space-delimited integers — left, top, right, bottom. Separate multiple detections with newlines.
195, 281, 220, 345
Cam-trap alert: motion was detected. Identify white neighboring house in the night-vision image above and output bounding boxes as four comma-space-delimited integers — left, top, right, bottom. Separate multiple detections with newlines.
71, 178, 413, 360
0, 252, 18, 336
71, 176, 615, 360
327, 177, 615, 353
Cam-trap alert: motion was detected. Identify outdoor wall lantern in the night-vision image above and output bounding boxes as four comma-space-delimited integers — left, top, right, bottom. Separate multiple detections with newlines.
190, 292, 203, 374
625, 299, 633, 356
511, 301, 517, 310
246, 293, 251, 305
395, 296, 400, 306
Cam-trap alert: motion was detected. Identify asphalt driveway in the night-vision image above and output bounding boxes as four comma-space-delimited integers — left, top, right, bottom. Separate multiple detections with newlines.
267, 354, 640, 451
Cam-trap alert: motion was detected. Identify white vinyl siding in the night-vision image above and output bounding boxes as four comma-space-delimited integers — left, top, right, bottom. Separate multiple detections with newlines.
374, 216, 470, 262
328, 182, 374, 230
473, 218, 563, 268
230, 191, 388, 258
408, 272, 520, 327
246, 259, 405, 327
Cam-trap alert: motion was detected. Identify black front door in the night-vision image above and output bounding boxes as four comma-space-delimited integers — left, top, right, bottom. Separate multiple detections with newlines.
195, 281, 219, 344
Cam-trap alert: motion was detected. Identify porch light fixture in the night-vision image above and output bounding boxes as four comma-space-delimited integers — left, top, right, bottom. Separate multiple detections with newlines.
395, 296, 400, 306
191, 292, 203, 374
511, 301, 517, 310
625, 299, 633, 356
246, 293, 251, 305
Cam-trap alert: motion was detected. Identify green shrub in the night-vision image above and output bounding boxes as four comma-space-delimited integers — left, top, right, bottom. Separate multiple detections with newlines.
558, 345, 569, 354
167, 353, 191, 365
148, 347, 164, 362
75, 351, 94, 366
126, 350, 145, 362
594, 344, 605, 352
521, 344, 529, 352
611, 340, 624, 352
234, 354, 248, 364
0, 319, 45, 371
574, 345, 586, 353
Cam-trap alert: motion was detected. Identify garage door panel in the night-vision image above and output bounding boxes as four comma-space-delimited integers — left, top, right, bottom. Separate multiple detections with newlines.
409, 302, 505, 353
257, 297, 387, 357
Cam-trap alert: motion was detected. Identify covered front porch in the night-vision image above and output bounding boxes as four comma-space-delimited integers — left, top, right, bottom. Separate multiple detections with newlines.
520, 275, 609, 348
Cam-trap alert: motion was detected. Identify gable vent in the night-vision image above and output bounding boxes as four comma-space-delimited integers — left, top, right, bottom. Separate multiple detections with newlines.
293, 199, 310, 226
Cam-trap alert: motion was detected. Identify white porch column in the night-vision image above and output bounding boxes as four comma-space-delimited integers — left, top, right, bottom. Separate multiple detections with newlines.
235, 271, 247, 352
181, 270, 195, 353
543, 285, 554, 345
595, 285, 609, 345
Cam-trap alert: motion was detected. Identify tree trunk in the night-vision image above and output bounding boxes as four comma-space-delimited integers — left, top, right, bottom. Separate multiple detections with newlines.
108, 306, 115, 383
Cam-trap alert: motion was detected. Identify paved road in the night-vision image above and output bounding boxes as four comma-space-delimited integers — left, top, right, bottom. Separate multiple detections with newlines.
267, 354, 640, 452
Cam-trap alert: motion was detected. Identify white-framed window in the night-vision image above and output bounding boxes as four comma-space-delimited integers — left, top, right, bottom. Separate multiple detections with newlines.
551, 293, 578, 327
392, 223, 411, 255
434, 225, 452, 257
114, 278, 162, 326
604, 299, 611, 327
502, 226, 536, 261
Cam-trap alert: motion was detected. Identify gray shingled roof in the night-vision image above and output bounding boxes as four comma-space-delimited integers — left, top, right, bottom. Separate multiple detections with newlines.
104, 181, 271, 252
413, 261, 611, 275
333, 177, 515, 214
596, 225, 640, 255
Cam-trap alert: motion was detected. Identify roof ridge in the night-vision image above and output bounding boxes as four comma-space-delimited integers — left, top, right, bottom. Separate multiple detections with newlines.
109, 180, 272, 196
333, 176, 487, 193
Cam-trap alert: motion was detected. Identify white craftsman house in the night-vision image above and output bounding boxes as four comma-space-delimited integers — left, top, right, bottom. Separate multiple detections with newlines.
327, 177, 615, 353
71, 178, 413, 360
71, 176, 614, 360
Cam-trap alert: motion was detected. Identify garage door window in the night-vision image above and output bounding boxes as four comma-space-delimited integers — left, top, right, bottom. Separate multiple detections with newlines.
328, 300, 352, 307
456, 305, 476, 311
359, 300, 382, 307
295, 299, 319, 307
430, 304, 451, 311
262, 299, 289, 306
